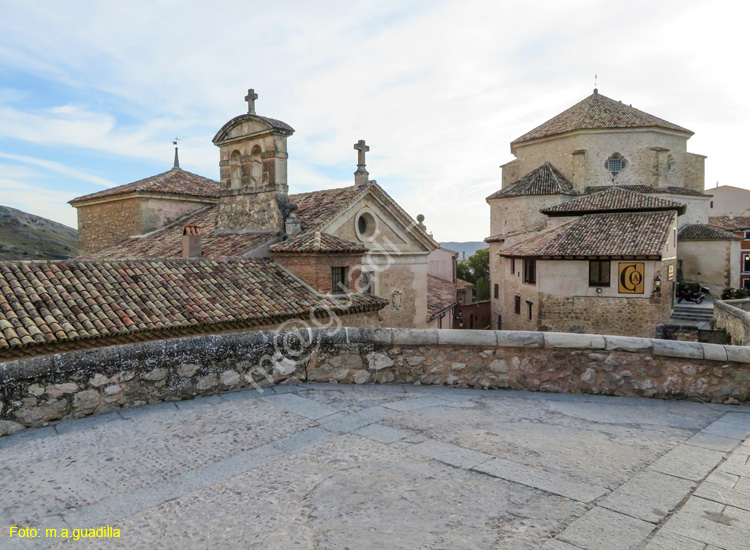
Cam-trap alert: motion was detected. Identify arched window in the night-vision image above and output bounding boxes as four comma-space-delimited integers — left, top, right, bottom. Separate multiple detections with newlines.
604, 153, 627, 176
229, 150, 242, 189
250, 145, 262, 186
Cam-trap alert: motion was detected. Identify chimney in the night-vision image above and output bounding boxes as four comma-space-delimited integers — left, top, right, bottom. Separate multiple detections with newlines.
462, 251, 466, 261
285, 212, 301, 236
182, 224, 201, 258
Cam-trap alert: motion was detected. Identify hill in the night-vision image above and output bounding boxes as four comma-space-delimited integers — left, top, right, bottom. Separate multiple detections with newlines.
0, 206, 78, 260
439, 241, 487, 259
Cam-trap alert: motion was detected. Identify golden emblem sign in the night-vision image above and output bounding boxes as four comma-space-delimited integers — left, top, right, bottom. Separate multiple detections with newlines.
618, 262, 644, 294
668, 265, 674, 281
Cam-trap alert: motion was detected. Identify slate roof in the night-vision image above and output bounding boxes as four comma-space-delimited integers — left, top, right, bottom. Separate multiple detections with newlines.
0, 258, 387, 355
70, 168, 221, 203
512, 90, 692, 145
486, 162, 574, 200
678, 224, 740, 241
708, 216, 750, 231
500, 211, 674, 258
82, 207, 277, 260
427, 275, 457, 319
541, 187, 686, 216
584, 185, 709, 197
270, 231, 365, 254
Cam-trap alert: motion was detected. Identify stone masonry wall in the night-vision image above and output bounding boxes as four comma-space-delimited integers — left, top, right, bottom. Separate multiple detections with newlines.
714, 299, 750, 346
76, 199, 143, 255
2, 328, 749, 436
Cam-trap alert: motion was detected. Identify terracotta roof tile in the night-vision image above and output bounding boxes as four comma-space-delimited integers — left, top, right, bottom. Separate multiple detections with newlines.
456, 278, 474, 289
708, 216, 750, 231
82, 207, 276, 260
427, 275, 456, 319
500, 211, 674, 258
678, 224, 740, 241
584, 184, 709, 197
70, 168, 220, 203
0, 259, 387, 353
512, 91, 692, 145
487, 162, 574, 199
270, 231, 365, 254
290, 186, 368, 231
541, 187, 686, 216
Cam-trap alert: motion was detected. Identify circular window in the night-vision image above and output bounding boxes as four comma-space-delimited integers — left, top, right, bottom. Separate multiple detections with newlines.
355, 210, 377, 242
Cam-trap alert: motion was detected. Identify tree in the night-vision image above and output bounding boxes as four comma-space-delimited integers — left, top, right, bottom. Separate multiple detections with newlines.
456, 249, 490, 301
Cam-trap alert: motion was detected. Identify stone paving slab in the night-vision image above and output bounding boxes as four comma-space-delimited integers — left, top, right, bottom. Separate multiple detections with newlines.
694, 479, 750, 512
648, 443, 726, 481
1, 384, 748, 549
261, 393, 340, 420
474, 457, 608, 503
411, 439, 493, 470
353, 423, 410, 443
557, 506, 654, 550
661, 496, 750, 549
642, 531, 707, 550
599, 470, 696, 523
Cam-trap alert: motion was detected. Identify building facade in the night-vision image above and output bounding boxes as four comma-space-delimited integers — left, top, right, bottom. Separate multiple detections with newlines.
486, 89, 720, 337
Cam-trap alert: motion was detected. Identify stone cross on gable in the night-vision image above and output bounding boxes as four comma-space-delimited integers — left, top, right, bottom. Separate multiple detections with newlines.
354, 139, 370, 186
245, 89, 258, 114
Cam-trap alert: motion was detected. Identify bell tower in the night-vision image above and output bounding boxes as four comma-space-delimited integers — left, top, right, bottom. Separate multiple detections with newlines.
212, 89, 296, 233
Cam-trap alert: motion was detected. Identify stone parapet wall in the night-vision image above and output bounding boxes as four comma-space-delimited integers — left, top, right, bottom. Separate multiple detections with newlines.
714, 299, 750, 346
2, 328, 749, 436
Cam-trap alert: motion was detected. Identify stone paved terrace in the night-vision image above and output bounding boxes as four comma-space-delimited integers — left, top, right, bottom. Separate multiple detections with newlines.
1, 383, 749, 550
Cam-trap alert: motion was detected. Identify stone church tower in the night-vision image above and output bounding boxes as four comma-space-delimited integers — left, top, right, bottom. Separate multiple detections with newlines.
212, 89, 296, 233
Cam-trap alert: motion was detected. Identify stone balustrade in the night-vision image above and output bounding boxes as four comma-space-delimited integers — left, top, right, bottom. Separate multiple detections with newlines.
1, 328, 749, 436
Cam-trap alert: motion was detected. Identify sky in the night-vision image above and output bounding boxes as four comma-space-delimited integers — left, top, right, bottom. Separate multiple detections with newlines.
0, 0, 747, 241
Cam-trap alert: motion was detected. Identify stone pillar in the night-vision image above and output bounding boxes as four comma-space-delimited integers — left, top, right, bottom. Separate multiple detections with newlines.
571, 149, 586, 190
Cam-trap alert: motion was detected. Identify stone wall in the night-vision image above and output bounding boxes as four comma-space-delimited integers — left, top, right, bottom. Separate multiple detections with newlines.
714, 299, 750, 346
76, 198, 142, 255
2, 327, 749, 436
271, 252, 365, 295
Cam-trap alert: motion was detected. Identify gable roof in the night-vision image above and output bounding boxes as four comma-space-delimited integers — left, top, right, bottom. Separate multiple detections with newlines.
512, 90, 692, 145
541, 187, 686, 216
709, 216, 750, 231
457, 278, 474, 290
0, 258, 386, 357
678, 224, 740, 241
486, 162, 574, 200
81, 206, 278, 260
70, 168, 221, 204
500, 211, 674, 258
427, 275, 457, 319
290, 186, 369, 232
270, 231, 365, 254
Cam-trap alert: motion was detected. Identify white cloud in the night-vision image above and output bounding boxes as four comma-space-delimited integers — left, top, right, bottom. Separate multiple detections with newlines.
0, 0, 747, 240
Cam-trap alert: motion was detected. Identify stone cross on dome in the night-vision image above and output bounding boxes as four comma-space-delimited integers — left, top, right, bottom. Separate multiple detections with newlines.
245, 89, 258, 115
354, 139, 370, 186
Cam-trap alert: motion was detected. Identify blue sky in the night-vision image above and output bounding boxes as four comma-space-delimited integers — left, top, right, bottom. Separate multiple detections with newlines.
0, 0, 746, 240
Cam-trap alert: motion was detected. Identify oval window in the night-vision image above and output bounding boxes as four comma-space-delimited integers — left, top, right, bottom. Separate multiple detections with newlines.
358, 216, 367, 234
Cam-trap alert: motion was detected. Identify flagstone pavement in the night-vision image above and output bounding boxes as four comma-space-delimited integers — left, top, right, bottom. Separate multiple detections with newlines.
1, 383, 749, 549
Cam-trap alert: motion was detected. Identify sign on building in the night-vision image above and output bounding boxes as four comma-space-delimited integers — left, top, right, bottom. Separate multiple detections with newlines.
618, 262, 644, 294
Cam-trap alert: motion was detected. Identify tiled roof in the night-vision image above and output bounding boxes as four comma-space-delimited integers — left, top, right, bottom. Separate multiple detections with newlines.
584, 185, 709, 197
70, 168, 221, 203
708, 216, 750, 231
457, 278, 474, 289
0, 258, 386, 355
290, 186, 368, 232
427, 275, 456, 319
500, 211, 674, 258
486, 162, 574, 200
270, 231, 365, 254
82, 207, 277, 260
678, 224, 740, 241
512, 90, 692, 145
541, 187, 686, 216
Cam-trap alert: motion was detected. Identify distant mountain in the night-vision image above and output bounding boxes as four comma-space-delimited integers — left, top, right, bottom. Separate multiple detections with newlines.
0, 206, 78, 260
440, 241, 487, 259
